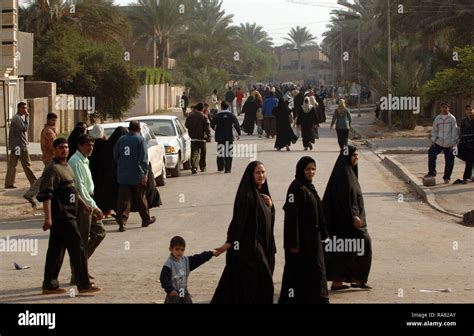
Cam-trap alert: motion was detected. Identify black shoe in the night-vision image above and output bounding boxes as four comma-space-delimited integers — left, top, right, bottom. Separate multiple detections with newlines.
453, 179, 467, 185
191, 169, 197, 174
351, 283, 372, 290
142, 216, 156, 227
225, 170, 231, 174
424, 173, 436, 178
5, 185, 17, 189
200, 168, 206, 172
118, 225, 126, 232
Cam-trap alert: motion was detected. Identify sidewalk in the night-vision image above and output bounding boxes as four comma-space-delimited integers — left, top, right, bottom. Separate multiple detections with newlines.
349, 108, 473, 218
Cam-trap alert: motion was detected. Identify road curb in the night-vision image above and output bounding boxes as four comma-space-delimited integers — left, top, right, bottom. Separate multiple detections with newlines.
381, 155, 463, 218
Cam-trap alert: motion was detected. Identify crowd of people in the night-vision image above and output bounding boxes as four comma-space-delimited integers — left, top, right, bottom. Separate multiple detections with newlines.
3, 84, 473, 302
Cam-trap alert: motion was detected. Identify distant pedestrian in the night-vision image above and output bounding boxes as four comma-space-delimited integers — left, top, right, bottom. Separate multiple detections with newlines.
425, 103, 458, 184
160, 236, 217, 304
240, 96, 258, 135
181, 92, 189, 117
210, 101, 240, 173
185, 103, 210, 174
225, 87, 236, 114
4, 102, 37, 189
453, 105, 474, 184
330, 99, 352, 149
253, 91, 264, 138
297, 97, 319, 150
113, 121, 156, 232
235, 87, 244, 116
209, 89, 220, 119
23, 112, 58, 209
263, 91, 279, 138
273, 98, 297, 151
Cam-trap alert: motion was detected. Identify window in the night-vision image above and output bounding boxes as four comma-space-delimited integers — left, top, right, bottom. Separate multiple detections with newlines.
144, 120, 176, 136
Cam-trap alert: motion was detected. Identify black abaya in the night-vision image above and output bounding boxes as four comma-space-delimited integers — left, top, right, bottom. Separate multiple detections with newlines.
322, 145, 372, 284
297, 107, 318, 148
211, 161, 276, 304
241, 99, 257, 135
273, 99, 298, 149
279, 157, 329, 304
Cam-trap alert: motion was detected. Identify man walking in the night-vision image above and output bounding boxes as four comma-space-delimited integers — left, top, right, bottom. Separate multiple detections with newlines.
425, 103, 459, 184
4, 102, 37, 189
36, 138, 100, 294
23, 112, 58, 209
185, 103, 211, 174
211, 102, 240, 173
68, 134, 106, 283
113, 121, 156, 232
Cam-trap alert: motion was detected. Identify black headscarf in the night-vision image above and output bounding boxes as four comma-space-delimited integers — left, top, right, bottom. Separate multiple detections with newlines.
67, 126, 87, 160
235, 160, 271, 201
108, 126, 128, 148
295, 156, 316, 187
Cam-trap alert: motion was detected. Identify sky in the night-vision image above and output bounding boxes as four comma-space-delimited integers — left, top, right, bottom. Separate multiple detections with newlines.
110, 0, 343, 46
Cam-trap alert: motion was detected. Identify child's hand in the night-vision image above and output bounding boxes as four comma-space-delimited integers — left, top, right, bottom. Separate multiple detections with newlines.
169, 290, 178, 297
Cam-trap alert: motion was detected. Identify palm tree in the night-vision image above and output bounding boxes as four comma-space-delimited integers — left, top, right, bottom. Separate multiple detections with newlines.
284, 26, 317, 71
237, 23, 273, 51
129, 0, 187, 68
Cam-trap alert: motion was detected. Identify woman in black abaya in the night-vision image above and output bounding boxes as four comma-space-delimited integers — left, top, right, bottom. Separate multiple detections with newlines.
212, 161, 276, 304
240, 96, 257, 135
296, 97, 318, 150
279, 157, 329, 304
273, 98, 298, 151
322, 145, 372, 290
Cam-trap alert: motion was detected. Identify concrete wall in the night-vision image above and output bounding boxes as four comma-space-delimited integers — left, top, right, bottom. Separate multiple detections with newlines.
127, 84, 185, 118
18, 32, 33, 76
27, 97, 48, 142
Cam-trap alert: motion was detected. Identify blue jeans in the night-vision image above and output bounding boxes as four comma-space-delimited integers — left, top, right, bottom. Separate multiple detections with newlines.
428, 143, 454, 180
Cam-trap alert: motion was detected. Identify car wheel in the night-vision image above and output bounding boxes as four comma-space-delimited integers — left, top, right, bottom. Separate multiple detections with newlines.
171, 155, 181, 177
183, 160, 191, 170
155, 162, 167, 186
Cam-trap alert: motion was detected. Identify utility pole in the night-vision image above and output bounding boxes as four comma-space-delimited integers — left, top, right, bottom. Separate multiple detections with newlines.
340, 29, 343, 84
357, 18, 361, 117
387, 0, 392, 128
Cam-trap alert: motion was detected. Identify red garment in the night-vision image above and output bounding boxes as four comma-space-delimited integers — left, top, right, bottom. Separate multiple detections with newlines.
236, 90, 244, 103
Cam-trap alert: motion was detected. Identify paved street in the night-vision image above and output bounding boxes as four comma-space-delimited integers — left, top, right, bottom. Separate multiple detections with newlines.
0, 120, 472, 303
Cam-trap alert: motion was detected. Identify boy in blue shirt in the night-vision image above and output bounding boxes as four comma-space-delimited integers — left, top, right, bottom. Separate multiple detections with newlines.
160, 236, 217, 304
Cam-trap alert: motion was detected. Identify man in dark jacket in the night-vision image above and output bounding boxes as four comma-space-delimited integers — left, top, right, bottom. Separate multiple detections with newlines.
185, 103, 211, 174
210, 102, 241, 173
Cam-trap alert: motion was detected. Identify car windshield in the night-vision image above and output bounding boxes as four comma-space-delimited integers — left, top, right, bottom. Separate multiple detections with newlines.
103, 127, 116, 138
143, 120, 176, 136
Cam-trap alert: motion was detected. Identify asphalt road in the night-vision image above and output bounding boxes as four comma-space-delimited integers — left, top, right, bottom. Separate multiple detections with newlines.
0, 121, 472, 303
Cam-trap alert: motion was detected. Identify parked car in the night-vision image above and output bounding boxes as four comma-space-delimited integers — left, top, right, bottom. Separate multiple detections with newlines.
88, 122, 167, 186
126, 116, 191, 177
